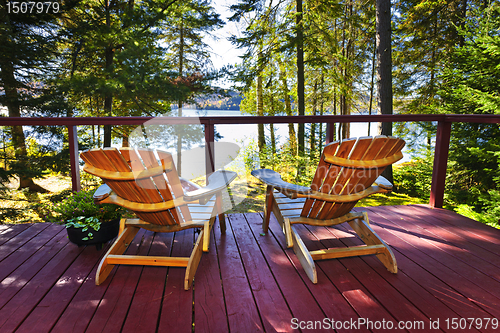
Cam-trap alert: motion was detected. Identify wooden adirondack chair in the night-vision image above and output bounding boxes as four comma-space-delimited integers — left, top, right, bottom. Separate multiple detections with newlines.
81, 147, 236, 289
251, 136, 405, 283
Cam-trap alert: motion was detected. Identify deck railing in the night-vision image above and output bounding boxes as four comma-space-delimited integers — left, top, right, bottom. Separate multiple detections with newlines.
2, 114, 500, 208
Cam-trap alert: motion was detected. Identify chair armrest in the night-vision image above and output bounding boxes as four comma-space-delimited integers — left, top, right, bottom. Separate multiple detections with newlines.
184, 170, 237, 202
93, 184, 112, 203
251, 169, 311, 194
374, 175, 393, 190
179, 177, 201, 192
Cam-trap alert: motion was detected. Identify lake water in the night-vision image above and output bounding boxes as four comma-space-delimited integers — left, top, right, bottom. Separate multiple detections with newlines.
178, 109, 410, 163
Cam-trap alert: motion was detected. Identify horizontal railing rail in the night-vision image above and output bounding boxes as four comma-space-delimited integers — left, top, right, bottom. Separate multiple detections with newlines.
2, 114, 500, 209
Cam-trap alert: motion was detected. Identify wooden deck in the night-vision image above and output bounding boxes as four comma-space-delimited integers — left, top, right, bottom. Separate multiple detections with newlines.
1, 205, 500, 332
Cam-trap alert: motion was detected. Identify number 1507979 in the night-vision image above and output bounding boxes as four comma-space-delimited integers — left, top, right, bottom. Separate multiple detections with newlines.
6, 2, 60, 14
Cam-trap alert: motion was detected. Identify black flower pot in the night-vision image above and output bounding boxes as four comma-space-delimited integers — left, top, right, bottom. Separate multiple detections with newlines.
66, 218, 120, 250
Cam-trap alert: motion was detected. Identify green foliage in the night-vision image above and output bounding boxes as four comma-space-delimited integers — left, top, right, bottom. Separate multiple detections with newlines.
242, 136, 319, 187
393, 154, 434, 201
439, 3, 500, 115
45, 189, 125, 225
65, 216, 101, 241
430, 2, 500, 227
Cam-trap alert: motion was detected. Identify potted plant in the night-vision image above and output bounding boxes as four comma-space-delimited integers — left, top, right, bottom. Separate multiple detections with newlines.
50, 189, 126, 250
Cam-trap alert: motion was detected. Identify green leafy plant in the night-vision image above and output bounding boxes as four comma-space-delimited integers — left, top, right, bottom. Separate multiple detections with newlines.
65, 216, 101, 240
47, 189, 126, 241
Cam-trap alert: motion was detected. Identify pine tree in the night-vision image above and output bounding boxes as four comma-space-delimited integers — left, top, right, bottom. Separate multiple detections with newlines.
162, 0, 223, 174
0, 1, 71, 191
57, 0, 190, 147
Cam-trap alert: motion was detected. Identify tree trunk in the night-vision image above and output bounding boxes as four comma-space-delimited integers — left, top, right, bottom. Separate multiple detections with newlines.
310, 79, 317, 159
103, 1, 114, 148
177, 19, 185, 175
318, 72, 325, 155
296, 0, 305, 181
257, 75, 265, 168
296, 0, 305, 155
0, 8, 42, 191
279, 63, 297, 154
376, 0, 394, 182
368, 29, 377, 136
122, 127, 130, 147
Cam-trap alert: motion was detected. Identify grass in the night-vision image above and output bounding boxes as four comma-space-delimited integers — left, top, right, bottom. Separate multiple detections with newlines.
0, 174, 97, 224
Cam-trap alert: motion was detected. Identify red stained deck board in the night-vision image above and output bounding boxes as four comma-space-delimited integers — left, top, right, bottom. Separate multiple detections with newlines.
0, 240, 85, 332
290, 222, 398, 325
15, 244, 107, 333
363, 207, 500, 321
263, 213, 370, 333
309, 223, 432, 331
371, 216, 494, 321
0, 223, 50, 260
0, 224, 30, 246
2, 208, 500, 332
366, 206, 500, 316
330, 215, 468, 332
357, 252, 465, 333
322, 221, 457, 332
213, 216, 263, 333
85, 228, 153, 333
227, 213, 296, 332
157, 229, 195, 332
0, 224, 63, 282
0, 229, 70, 309
193, 220, 229, 333
408, 205, 500, 255
382, 206, 500, 281
120, 231, 171, 333
397, 205, 500, 265
50, 248, 112, 333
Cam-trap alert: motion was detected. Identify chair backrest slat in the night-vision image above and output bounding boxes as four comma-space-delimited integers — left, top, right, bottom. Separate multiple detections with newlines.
81, 148, 185, 226
303, 138, 356, 218
122, 148, 178, 225
156, 151, 193, 222
315, 137, 374, 220
300, 136, 405, 220
325, 136, 397, 219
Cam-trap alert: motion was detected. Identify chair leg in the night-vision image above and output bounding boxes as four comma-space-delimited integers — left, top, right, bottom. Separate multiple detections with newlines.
185, 229, 204, 290
284, 218, 294, 248
96, 225, 140, 285
203, 219, 214, 252
118, 217, 126, 235
290, 226, 317, 283
263, 185, 274, 234
216, 192, 226, 234
348, 213, 397, 273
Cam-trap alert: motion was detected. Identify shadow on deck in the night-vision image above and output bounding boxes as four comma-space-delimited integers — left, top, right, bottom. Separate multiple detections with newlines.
1, 205, 500, 332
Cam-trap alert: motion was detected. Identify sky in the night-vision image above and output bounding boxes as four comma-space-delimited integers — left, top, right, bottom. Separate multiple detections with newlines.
208, 0, 244, 78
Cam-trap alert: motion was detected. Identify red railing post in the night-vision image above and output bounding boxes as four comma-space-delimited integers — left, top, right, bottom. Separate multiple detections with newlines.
68, 125, 81, 192
326, 123, 334, 144
429, 120, 452, 208
204, 121, 215, 182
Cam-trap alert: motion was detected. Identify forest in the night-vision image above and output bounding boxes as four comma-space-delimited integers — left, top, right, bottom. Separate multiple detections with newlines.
0, 0, 499, 227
